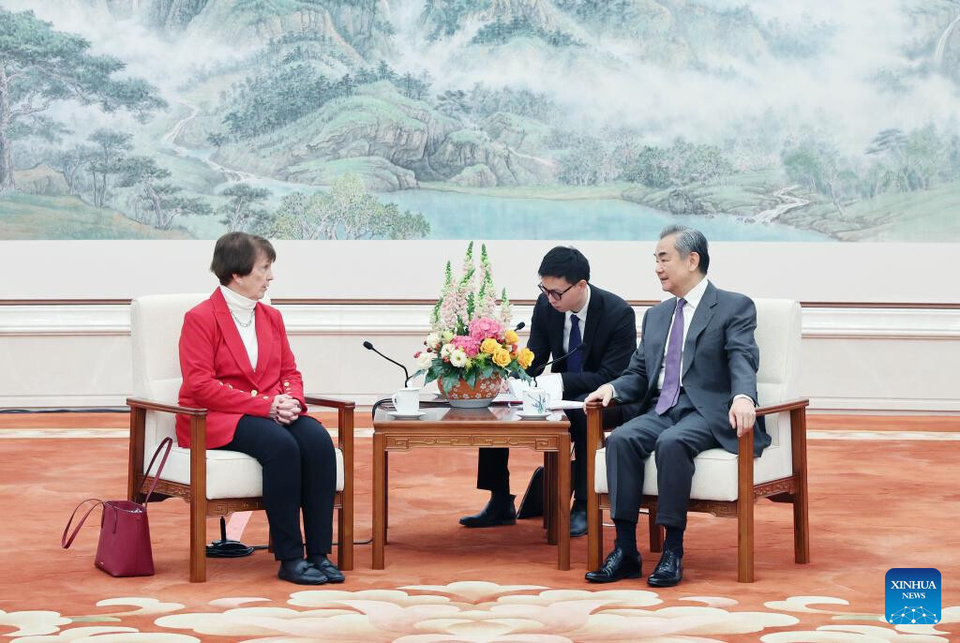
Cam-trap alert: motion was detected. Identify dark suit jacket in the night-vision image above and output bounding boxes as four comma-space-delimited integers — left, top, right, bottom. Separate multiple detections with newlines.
526, 284, 637, 400
177, 288, 306, 449
608, 281, 770, 456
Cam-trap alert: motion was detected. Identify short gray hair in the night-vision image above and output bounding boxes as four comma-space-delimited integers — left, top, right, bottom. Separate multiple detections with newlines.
659, 224, 709, 274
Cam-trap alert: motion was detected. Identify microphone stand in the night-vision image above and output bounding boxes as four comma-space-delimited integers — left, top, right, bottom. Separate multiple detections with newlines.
363, 340, 412, 387
532, 343, 587, 387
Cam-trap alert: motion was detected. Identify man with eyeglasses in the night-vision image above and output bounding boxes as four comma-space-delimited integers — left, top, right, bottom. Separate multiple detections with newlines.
460, 246, 639, 536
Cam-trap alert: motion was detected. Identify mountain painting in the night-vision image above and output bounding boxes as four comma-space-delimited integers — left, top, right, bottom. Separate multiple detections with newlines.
1, 0, 958, 241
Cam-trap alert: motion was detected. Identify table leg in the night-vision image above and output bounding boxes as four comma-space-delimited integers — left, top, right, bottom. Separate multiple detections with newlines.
557, 432, 571, 570
373, 433, 386, 569
541, 452, 550, 530
545, 452, 557, 545
383, 451, 390, 545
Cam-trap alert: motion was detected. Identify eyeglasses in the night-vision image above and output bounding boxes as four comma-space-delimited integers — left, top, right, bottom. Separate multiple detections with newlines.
537, 282, 575, 301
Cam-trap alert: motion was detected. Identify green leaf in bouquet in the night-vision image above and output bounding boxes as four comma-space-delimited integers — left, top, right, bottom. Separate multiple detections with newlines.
441, 373, 461, 393
465, 369, 479, 387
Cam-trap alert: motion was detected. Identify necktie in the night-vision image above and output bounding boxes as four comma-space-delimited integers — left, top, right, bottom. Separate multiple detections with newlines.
567, 313, 583, 373
656, 298, 686, 415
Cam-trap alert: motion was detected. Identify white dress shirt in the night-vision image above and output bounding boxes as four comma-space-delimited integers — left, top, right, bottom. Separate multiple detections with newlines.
563, 284, 591, 353
656, 277, 709, 389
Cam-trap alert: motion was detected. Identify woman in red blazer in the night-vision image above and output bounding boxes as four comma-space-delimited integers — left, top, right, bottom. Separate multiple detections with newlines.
178, 232, 342, 586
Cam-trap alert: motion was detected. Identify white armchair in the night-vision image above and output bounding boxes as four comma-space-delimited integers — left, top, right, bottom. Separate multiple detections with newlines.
126, 294, 354, 582
586, 298, 810, 582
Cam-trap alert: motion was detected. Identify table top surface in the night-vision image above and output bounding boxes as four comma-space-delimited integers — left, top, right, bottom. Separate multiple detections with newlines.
373, 403, 570, 430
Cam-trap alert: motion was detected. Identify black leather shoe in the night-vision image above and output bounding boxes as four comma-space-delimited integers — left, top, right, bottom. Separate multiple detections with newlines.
459, 495, 517, 528
584, 548, 641, 583
647, 549, 683, 587
570, 502, 588, 537
308, 555, 345, 583
278, 559, 327, 585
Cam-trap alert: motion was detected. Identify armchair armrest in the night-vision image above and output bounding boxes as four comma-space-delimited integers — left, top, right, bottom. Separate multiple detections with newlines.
756, 398, 809, 417
304, 395, 356, 410
305, 396, 354, 490
125, 396, 208, 504
126, 397, 207, 416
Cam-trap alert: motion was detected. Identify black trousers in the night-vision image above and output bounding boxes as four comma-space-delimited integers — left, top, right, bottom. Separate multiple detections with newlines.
476, 398, 641, 502
216, 414, 336, 561
605, 392, 720, 530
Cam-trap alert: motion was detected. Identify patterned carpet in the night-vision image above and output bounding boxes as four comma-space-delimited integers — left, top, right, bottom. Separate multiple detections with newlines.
1, 414, 958, 642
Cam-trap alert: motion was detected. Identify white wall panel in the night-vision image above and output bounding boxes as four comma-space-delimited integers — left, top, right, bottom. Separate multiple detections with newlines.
1, 303, 957, 412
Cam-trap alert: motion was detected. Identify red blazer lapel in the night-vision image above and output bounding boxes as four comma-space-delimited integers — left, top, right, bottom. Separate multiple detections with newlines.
210, 289, 257, 383
253, 303, 273, 382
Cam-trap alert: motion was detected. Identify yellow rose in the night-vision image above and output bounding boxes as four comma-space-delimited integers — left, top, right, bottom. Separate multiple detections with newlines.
504, 329, 519, 344
492, 347, 512, 368
517, 347, 534, 369
480, 338, 500, 355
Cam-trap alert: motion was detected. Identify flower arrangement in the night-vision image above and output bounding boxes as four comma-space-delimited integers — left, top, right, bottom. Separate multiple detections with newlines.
414, 242, 534, 394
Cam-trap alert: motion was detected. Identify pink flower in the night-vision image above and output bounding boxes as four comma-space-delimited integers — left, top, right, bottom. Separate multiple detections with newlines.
468, 317, 503, 341
451, 334, 482, 358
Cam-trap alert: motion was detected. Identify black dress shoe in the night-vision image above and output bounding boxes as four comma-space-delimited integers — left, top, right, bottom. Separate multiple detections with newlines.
570, 503, 588, 537
278, 559, 327, 585
308, 555, 345, 583
585, 548, 642, 583
459, 495, 516, 528
647, 549, 683, 587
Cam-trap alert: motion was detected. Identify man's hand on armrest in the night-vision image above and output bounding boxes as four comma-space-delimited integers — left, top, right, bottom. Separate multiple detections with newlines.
728, 395, 757, 437
584, 383, 615, 407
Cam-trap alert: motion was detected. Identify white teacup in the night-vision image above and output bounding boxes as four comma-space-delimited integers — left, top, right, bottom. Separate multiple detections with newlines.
522, 388, 550, 415
392, 387, 421, 415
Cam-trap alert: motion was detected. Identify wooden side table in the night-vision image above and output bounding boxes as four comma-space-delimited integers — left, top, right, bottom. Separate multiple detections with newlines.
372, 404, 572, 570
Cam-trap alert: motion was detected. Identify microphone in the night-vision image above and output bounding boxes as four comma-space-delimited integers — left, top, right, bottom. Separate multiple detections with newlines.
513, 321, 525, 332
533, 342, 589, 386
363, 341, 411, 387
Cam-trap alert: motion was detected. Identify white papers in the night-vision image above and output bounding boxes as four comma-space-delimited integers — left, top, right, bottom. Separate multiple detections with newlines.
547, 399, 586, 411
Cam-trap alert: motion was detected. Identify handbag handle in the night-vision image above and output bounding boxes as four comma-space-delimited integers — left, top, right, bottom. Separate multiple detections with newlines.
139, 437, 173, 505
61, 438, 172, 549
61, 499, 103, 549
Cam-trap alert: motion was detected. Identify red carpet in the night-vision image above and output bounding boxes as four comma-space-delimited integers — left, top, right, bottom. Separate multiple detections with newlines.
0, 414, 957, 641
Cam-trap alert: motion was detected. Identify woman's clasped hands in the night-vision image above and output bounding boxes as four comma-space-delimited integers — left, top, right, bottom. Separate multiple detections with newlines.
270, 394, 301, 425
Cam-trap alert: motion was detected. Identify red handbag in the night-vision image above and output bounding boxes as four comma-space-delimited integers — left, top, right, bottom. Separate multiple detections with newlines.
61, 437, 172, 577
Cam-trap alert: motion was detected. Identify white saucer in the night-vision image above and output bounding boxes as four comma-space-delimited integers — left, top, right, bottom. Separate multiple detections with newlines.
387, 410, 426, 419
517, 411, 551, 419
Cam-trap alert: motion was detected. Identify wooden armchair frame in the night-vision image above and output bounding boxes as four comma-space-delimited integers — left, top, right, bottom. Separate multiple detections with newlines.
127, 396, 354, 583
585, 398, 810, 582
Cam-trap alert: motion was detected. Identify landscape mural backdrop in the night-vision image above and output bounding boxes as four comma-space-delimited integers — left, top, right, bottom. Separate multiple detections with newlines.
1, 0, 959, 241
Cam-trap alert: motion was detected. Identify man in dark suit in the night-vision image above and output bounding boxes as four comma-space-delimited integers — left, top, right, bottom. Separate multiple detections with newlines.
584, 225, 768, 587
460, 246, 638, 536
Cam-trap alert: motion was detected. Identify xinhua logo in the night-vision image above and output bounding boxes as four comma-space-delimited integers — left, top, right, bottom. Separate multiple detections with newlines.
885, 568, 941, 625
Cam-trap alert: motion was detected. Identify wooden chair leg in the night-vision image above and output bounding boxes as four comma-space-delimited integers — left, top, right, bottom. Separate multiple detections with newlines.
586, 503, 602, 571
336, 405, 354, 571
338, 491, 354, 571
737, 499, 755, 583
189, 416, 208, 583
190, 497, 206, 583
791, 407, 810, 564
737, 431, 755, 583
794, 484, 810, 564
648, 508, 663, 553
127, 407, 146, 502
